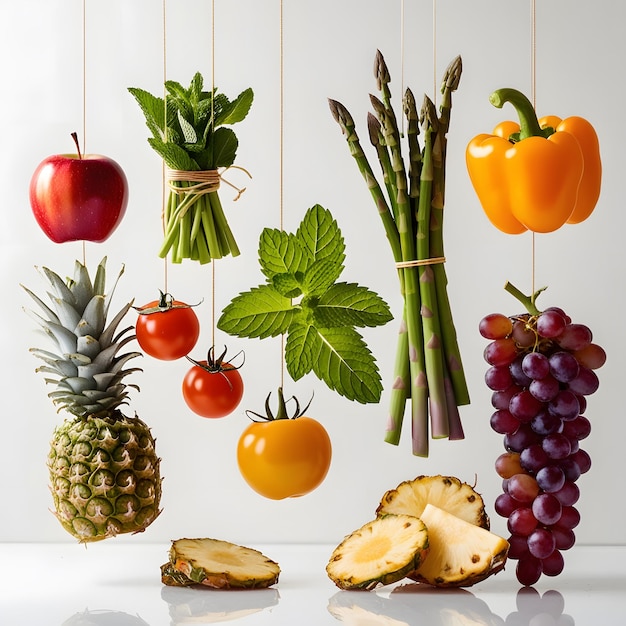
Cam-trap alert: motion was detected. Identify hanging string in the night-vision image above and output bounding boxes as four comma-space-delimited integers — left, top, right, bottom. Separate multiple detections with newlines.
400, 0, 405, 135
210, 0, 217, 349
162, 0, 169, 294
279, 0, 285, 388
81, 0, 87, 266
530, 0, 537, 300
432, 0, 437, 104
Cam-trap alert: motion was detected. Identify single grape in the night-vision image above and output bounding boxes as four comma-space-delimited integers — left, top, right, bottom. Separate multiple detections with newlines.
505, 424, 541, 453
532, 493, 563, 525
522, 351, 550, 379
507, 533, 530, 560
536, 309, 567, 338
512, 317, 537, 348
558, 506, 581, 530
541, 549, 565, 577
544, 306, 571, 324
494, 492, 519, 517
516, 556, 543, 586
492, 384, 522, 410
530, 410, 563, 436
510, 355, 533, 387
561, 415, 591, 441
485, 365, 514, 391
536, 465, 566, 493
556, 323, 592, 351
552, 526, 576, 550
542, 433, 572, 460
484, 338, 518, 366
559, 457, 581, 483
568, 366, 600, 396
573, 343, 607, 370
479, 312, 513, 339
509, 389, 543, 422
529, 375, 560, 402
527, 528, 556, 559
570, 449, 591, 474
548, 389, 580, 421
495, 451, 524, 478
508, 473, 540, 503
520, 444, 549, 473
549, 352, 580, 383
553, 481, 580, 506
490, 409, 521, 435
508, 507, 538, 536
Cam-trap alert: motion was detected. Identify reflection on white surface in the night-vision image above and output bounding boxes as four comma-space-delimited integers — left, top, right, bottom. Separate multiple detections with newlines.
61, 609, 151, 626
328, 585, 575, 626
160, 586, 280, 624
328, 585, 503, 625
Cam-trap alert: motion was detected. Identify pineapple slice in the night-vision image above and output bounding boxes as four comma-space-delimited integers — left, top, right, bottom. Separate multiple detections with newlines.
166, 538, 280, 589
326, 514, 429, 590
409, 504, 509, 587
376, 475, 490, 529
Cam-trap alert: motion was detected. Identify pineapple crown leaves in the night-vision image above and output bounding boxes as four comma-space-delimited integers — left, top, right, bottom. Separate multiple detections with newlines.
217, 204, 393, 404
22, 257, 143, 418
128, 71, 254, 171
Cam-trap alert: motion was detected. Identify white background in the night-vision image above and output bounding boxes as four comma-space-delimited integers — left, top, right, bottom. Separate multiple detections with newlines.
1, 0, 623, 549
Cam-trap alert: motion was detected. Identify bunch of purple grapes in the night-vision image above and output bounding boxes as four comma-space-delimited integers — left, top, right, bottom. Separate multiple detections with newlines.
480, 306, 606, 586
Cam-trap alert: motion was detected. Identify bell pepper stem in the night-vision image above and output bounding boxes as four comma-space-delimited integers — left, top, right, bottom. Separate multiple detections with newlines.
489, 88, 552, 141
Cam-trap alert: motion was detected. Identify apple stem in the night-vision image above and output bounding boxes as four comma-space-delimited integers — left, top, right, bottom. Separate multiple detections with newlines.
71, 132, 83, 160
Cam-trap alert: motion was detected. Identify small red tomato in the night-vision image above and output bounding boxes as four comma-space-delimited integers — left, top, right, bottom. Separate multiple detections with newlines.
237, 389, 332, 499
135, 292, 200, 361
182, 347, 244, 418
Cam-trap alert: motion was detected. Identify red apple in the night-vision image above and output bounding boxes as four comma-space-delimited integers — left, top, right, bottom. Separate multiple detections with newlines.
29, 133, 129, 243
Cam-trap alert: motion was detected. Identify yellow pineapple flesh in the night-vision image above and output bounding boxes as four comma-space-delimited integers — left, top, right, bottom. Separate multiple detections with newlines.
165, 538, 280, 589
409, 504, 509, 587
376, 475, 490, 529
326, 514, 429, 590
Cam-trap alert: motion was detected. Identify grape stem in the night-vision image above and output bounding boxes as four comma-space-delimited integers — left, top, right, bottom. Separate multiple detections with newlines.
504, 281, 547, 316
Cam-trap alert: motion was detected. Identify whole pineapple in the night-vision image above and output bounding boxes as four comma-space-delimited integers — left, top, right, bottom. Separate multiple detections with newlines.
23, 257, 162, 542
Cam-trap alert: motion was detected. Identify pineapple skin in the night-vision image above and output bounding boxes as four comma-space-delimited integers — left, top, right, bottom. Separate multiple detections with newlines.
376, 475, 490, 530
48, 411, 162, 542
24, 258, 162, 543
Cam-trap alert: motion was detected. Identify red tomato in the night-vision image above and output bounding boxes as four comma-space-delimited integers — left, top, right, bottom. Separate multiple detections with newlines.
182, 361, 244, 418
136, 299, 200, 361
237, 416, 332, 499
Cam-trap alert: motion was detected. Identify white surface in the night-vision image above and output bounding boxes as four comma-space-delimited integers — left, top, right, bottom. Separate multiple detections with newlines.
1, 543, 625, 625
1, 0, 625, 547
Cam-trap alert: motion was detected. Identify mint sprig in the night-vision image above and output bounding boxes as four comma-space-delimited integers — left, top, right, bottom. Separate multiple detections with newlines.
217, 205, 393, 403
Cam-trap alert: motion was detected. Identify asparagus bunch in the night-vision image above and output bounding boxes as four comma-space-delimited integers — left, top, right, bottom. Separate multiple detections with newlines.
328, 51, 469, 456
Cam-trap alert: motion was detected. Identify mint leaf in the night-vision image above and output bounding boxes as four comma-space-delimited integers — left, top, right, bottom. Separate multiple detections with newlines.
272, 273, 302, 298
300, 258, 343, 295
210, 127, 238, 168
310, 326, 382, 403
284, 321, 318, 379
177, 110, 198, 144
218, 88, 254, 126
313, 282, 393, 328
147, 137, 198, 171
296, 204, 345, 267
217, 285, 298, 339
259, 229, 310, 280
128, 87, 165, 140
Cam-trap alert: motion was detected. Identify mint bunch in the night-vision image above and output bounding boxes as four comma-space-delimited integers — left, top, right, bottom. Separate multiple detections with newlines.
128, 73, 253, 263
218, 205, 393, 403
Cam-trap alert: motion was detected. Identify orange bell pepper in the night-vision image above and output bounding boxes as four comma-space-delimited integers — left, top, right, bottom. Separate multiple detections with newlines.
466, 88, 591, 234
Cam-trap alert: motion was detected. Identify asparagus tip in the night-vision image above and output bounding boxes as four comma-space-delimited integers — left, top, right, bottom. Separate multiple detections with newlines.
402, 87, 418, 121
441, 55, 463, 94
419, 94, 439, 131
366, 112, 381, 145
328, 98, 353, 127
374, 49, 390, 90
